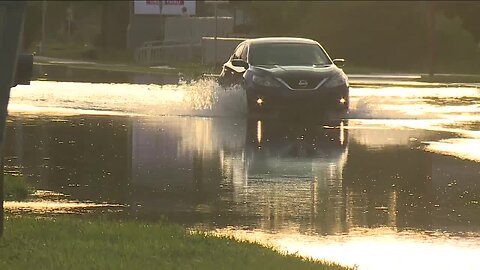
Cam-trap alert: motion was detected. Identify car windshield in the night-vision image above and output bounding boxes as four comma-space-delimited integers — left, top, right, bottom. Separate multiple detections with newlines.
248, 43, 331, 66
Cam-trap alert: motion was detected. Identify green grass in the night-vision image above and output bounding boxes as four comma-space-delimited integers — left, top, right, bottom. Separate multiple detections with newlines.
419, 74, 480, 83
35, 56, 220, 79
39, 43, 99, 61
0, 215, 350, 270
33, 42, 221, 78
3, 175, 34, 201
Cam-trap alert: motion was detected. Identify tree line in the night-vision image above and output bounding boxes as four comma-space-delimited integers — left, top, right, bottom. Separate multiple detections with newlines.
22, 1, 480, 73
234, 1, 480, 73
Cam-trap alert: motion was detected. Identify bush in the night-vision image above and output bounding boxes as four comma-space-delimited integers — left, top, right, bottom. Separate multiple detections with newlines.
434, 12, 480, 73
4, 175, 34, 201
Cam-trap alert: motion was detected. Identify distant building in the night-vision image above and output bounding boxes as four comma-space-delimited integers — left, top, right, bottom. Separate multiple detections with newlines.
128, 0, 210, 49
127, 0, 252, 64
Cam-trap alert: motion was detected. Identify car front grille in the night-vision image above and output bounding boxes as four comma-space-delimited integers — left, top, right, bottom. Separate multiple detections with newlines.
280, 76, 328, 90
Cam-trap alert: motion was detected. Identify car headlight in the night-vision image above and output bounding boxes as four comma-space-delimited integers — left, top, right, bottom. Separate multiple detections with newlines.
324, 72, 349, 88
252, 74, 281, 88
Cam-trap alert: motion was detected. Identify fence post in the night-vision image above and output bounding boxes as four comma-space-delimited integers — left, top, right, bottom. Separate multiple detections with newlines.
0, 1, 27, 237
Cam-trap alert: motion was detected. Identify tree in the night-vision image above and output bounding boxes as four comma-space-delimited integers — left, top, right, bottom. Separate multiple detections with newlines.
99, 1, 130, 49
238, 1, 479, 72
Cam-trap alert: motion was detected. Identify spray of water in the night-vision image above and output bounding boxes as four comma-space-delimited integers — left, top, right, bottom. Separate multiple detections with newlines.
182, 79, 247, 117
10, 81, 480, 123
9, 79, 480, 162
9, 79, 247, 117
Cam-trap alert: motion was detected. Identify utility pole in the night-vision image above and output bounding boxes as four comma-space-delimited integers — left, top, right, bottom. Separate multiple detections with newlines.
40, 0, 47, 54
205, 1, 229, 65
0, 1, 27, 237
214, 3, 218, 65
427, 2, 437, 78
67, 4, 73, 43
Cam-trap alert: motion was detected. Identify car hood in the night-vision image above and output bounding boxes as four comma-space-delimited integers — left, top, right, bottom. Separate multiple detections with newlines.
251, 64, 339, 79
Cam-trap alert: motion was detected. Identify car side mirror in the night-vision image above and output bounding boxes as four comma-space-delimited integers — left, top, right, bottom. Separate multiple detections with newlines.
231, 59, 249, 69
332, 59, 346, 68
13, 53, 34, 86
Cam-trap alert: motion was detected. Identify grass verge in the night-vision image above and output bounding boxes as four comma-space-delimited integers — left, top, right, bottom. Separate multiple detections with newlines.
34, 59, 221, 79
3, 175, 34, 201
0, 215, 350, 270
419, 74, 480, 83
34, 43, 221, 78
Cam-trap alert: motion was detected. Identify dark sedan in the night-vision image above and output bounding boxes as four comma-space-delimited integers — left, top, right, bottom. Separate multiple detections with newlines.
218, 37, 349, 118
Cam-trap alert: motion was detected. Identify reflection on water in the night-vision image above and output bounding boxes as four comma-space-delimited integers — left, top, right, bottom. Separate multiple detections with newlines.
5, 201, 123, 214
4, 114, 480, 269
4, 190, 124, 214
216, 227, 480, 270
426, 138, 480, 162
4, 81, 480, 269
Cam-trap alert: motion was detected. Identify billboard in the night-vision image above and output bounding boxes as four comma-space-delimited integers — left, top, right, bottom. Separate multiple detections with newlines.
162, 0, 196, 16
134, 0, 161, 15
134, 0, 196, 16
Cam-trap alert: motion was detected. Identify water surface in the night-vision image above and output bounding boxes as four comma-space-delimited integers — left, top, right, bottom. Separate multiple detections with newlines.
5, 79, 480, 270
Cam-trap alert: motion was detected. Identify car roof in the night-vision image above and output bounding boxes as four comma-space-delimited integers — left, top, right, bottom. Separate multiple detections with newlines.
244, 37, 319, 45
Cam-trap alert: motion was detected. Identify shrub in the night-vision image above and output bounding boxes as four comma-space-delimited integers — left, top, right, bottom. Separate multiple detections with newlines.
3, 174, 34, 201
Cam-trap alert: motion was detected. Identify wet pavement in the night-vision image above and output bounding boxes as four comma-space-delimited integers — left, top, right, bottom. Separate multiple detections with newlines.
4, 77, 480, 270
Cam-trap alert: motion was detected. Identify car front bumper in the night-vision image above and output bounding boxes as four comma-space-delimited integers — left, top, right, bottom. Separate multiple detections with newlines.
245, 84, 349, 115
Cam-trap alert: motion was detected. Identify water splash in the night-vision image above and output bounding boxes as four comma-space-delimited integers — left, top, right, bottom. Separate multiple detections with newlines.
11, 81, 479, 120
183, 79, 247, 117
9, 79, 247, 117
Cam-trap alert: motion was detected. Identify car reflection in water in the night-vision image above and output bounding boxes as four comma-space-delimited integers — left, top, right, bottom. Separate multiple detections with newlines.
130, 117, 349, 233
129, 118, 457, 234
238, 120, 349, 233
5, 115, 478, 234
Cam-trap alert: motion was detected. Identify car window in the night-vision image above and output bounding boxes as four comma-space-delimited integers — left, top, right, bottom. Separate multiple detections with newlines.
241, 45, 248, 61
232, 44, 245, 60
248, 43, 331, 66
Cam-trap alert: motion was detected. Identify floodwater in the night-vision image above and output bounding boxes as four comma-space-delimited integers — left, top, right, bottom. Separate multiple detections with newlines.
4, 78, 480, 270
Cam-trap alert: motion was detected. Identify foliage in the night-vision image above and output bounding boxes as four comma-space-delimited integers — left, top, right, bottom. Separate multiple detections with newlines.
3, 174, 34, 201
0, 216, 351, 270
437, 1, 480, 43
22, 1, 480, 73
239, 1, 480, 73
23, 1, 126, 52
433, 12, 479, 72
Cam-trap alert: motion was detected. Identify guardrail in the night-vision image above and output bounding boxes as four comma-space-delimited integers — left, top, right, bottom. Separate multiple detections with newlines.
135, 37, 248, 66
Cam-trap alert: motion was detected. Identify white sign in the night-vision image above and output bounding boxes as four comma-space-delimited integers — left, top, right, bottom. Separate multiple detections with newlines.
134, 0, 161, 15
134, 0, 196, 16
162, 0, 196, 16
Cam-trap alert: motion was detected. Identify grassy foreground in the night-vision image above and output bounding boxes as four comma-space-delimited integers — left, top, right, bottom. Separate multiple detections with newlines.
0, 216, 350, 270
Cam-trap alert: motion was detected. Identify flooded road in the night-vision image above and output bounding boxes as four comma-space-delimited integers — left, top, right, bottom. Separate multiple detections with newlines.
4, 79, 480, 270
